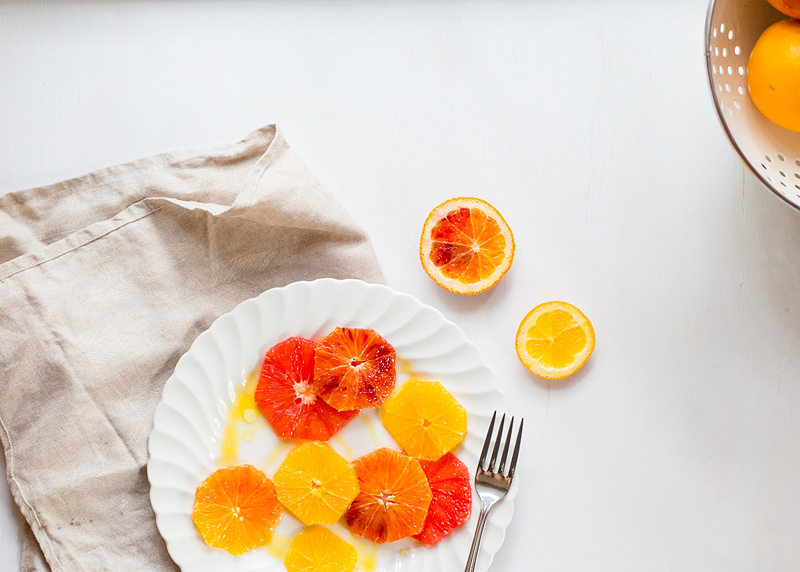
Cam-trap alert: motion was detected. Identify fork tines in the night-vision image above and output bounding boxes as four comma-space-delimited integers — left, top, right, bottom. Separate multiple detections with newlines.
478, 411, 523, 479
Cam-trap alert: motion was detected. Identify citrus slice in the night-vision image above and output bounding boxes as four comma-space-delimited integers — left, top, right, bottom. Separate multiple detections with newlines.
381, 380, 467, 461
192, 464, 282, 556
313, 327, 397, 411
515, 301, 595, 380
345, 447, 432, 543
413, 453, 472, 546
284, 526, 358, 572
273, 441, 359, 525
255, 337, 358, 440
420, 197, 514, 295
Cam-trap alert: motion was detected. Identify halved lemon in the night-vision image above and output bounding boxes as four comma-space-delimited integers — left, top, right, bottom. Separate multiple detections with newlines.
515, 301, 595, 379
420, 197, 514, 295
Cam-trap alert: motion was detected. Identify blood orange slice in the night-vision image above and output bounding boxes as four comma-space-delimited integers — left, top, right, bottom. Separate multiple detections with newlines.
420, 197, 514, 295
192, 464, 282, 556
413, 453, 472, 546
255, 337, 358, 440
313, 328, 396, 411
345, 448, 432, 544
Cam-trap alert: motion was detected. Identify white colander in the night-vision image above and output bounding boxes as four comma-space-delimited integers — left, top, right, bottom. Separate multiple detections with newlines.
705, 0, 800, 210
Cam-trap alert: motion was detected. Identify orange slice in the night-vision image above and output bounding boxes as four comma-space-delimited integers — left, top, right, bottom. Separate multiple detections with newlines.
273, 442, 359, 525
381, 380, 467, 461
345, 447, 432, 543
192, 464, 282, 556
414, 453, 473, 546
255, 336, 358, 441
313, 327, 397, 411
420, 197, 514, 295
515, 301, 595, 380
284, 526, 358, 572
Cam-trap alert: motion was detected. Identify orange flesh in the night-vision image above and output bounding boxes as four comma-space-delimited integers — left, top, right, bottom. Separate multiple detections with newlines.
314, 328, 396, 411
273, 442, 359, 525
192, 464, 282, 556
429, 207, 507, 284
525, 309, 587, 369
284, 526, 358, 572
345, 448, 432, 544
381, 380, 467, 461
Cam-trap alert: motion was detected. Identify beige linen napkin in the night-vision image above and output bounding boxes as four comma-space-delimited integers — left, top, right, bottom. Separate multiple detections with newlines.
0, 125, 384, 572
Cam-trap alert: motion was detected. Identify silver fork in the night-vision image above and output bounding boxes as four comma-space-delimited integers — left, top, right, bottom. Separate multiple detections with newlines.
464, 411, 523, 572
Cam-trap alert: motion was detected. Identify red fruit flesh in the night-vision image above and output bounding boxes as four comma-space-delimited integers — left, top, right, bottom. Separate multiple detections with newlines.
413, 453, 473, 546
313, 328, 396, 411
254, 337, 358, 441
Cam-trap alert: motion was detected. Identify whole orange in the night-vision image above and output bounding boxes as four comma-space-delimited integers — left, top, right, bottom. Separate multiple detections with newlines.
747, 18, 800, 132
766, 0, 800, 19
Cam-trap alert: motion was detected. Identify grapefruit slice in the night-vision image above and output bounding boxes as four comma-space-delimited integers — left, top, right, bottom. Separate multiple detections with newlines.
413, 453, 472, 546
255, 337, 358, 440
420, 197, 514, 295
273, 441, 359, 525
313, 328, 396, 411
381, 380, 467, 461
192, 464, 282, 556
284, 526, 358, 572
345, 447, 432, 544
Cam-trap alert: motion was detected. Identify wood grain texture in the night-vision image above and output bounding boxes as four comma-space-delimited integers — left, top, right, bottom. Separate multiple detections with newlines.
2, 0, 800, 570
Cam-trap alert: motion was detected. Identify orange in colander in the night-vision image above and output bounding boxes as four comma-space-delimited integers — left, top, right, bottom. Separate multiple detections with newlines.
748, 18, 800, 132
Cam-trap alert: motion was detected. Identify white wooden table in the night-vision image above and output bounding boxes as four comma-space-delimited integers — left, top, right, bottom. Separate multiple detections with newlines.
2, 1, 800, 570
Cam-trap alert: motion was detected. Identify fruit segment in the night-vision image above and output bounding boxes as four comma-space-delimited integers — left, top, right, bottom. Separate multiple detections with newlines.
284, 526, 358, 572
273, 441, 360, 525
345, 448, 432, 544
381, 380, 467, 461
192, 464, 282, 556
413, 453, 472, 546
313, 327, 396, 411
255, 337, 358, 441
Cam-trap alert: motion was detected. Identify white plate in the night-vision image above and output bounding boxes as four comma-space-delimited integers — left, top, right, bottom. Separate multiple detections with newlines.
147, 279, 513, 572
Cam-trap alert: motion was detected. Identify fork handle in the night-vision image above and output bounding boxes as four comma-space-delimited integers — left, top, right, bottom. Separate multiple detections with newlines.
464, 504, 491, 572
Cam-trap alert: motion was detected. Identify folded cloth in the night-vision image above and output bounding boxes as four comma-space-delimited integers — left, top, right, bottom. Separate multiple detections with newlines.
0, 126, 384, 572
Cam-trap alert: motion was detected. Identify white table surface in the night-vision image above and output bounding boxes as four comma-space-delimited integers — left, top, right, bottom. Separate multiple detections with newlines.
3, 1, 800, 570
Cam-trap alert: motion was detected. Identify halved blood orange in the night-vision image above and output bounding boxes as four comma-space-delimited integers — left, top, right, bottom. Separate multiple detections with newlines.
413, 453, 472, 546
192, 464, 282, 556
273, 441, 359, 525
313, 328, 396, 411
255, 337, 358, 440
420, 197, 514, 295
284, 526, 358, 572
345, 447, 432, 544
